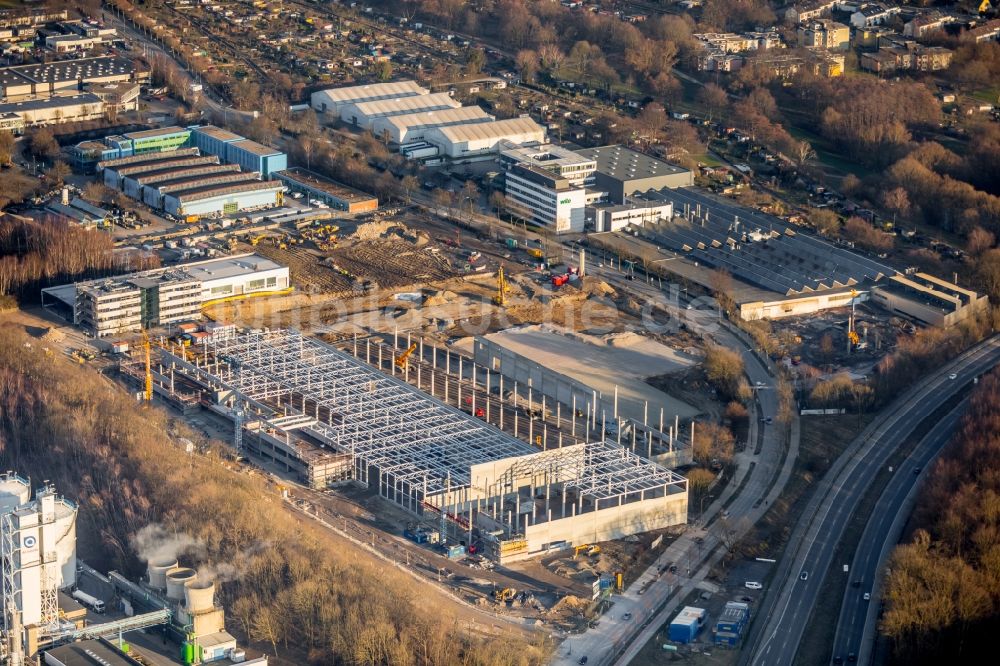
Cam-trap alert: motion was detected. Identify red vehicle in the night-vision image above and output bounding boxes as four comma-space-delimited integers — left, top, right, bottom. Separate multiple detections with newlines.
552, 274, 569, 287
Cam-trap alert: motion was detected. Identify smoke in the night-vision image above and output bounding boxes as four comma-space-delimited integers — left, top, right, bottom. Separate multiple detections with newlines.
197, 562, 239, 584
132, 523, 205, 563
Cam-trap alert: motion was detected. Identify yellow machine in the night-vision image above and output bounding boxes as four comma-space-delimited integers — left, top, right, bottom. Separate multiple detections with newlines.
395, 342, 418, 369
980, 0, 992, 15
250, 235, 264, 246
142, 331, 153, 402
494, 587, 516, 602
492, 266, 510, 306
847, 289, 860, 347
574, 544, 591, 558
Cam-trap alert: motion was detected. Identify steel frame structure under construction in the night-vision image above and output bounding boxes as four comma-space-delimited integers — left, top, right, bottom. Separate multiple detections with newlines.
179, 329, 687, 560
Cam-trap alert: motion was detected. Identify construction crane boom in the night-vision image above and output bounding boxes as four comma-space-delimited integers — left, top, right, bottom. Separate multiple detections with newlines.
395, 342, 418, 369
142, 331, 152, 402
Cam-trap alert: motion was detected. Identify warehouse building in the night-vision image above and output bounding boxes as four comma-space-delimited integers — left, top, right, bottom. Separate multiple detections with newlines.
310, 80, 428, 118
576, 145, 694, 202
373, 105, 493, 145
42, 254, 290, 337
103, 155, 221, 189
186, 125, 287, 177
124, 162, 241, 203
158, 329, 688, 560
140, 167, 247, 209
86, 81, 140, 114
339, 92, 461, 129
274, 167, 378, 213
162, 180, 285, 218
424, 117, 546, 159
187, 124, 243, 160
95, 147, 201, 180
73, 127, 191, 171
0, 56, 139, 100
0, 93, 104, 127
870, 272, 990, 327
225, 139, 287, 178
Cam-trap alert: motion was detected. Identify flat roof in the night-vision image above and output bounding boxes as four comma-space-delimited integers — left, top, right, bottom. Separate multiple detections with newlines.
432, 117, 545, 143
577, 145, 689, 181
0, 56, 134, 84
501, 141, 594, 168
43, 639, 141, 666
229, 138, 282, 157
189, 124, 245, 142
275, 167, 375, 203
125, 125, 188, 140
171, 179, 284, 203
0, 93, 102, 113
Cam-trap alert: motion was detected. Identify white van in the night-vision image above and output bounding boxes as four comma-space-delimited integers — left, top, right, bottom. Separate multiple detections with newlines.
745, 581, 763, 590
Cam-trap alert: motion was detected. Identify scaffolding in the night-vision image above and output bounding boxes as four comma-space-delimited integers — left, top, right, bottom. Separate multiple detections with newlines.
165, 329, 687, 556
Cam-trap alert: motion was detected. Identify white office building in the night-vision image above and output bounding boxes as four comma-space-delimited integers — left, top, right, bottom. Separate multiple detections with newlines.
505, 164, 587, 234
43, 254, 290, 337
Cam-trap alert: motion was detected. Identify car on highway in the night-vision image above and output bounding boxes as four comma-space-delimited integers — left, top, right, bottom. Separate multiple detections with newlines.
755, 380, 765, 388
800, 571, 809, 581
621, 612, 632, 621
578, 657, 589, 665
949, 373, 958, 379
848, 654, 857, 662
833, 657, 844, 665
745, 581, 763, 590
863, 592, 871, 601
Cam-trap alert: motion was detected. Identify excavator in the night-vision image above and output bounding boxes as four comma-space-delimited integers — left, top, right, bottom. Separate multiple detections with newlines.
980, 0, 992, 16
494, 587, 516, 603
574, 544, 601, 558
492, 266, 510, 306
394, 342, 418, 369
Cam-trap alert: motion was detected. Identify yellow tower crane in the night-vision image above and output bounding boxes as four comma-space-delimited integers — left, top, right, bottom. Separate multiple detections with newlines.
142, 331, 153, 402
492, 266, 510, 306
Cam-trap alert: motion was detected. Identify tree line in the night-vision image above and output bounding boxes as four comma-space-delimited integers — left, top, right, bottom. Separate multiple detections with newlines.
881, 366, 1000, 664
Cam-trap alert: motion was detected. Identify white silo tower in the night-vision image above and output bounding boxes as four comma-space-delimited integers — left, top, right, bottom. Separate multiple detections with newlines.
0, 480, 78, 630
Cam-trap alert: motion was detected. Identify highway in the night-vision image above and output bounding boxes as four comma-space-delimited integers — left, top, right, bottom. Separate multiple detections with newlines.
549, 259, 798, 666
831, 399, 969, 665
740, 336, 1000, 666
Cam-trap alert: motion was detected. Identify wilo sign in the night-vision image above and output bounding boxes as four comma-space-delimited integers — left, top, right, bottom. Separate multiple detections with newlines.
559, 198, 572, 204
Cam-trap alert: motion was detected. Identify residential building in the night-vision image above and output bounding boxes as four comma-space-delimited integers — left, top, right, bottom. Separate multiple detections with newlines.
784, 0, 838, 24
860, 41, 953, 73
754, 51, 845, 78
903, 12, 957, 39
798, 20, 851, 50
0, 8, 68, 29
850, 3, 902, 29
964, 18, 1000, 43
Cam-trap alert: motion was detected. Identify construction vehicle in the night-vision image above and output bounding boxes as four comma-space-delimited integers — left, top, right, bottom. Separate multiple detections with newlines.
395, 342, 418, 369
552, 273, 570, 288
142, 330, 153, 402
526, 247, 544, 259
494, 587, 516, 602
250, 234, 264, 246
492, 266, 510, 306
574, 544, 592, 558
588, 545, 601, 556
981, 0, 992, 15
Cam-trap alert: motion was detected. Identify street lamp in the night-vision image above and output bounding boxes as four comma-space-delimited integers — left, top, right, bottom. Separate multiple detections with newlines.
700, 494, 715, 518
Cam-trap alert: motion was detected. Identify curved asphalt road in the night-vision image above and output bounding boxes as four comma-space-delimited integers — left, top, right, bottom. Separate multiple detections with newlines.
831, 398, 970, 665
741, 336, 1000, 666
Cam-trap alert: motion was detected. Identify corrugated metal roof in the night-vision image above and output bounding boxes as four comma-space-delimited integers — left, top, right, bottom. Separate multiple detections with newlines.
347, 92, 460, 118
313, 80, 427, 104
172, 180, 284, 203
379, 105, 492, 132
431, 117, 545, 143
